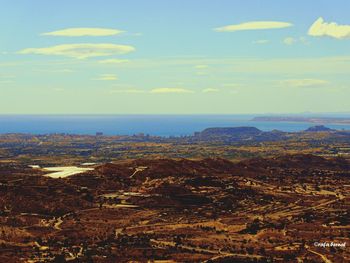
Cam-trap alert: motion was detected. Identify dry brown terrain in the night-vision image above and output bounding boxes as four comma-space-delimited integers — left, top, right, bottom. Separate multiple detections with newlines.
0, 130, 349, 262
0, 154, 349, 262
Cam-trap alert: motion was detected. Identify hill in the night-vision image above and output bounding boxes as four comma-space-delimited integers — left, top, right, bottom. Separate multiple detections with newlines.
304, 125, 335, 132
0, 154, 349, 262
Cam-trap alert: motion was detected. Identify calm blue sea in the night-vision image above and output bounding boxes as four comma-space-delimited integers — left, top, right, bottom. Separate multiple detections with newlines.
0, 115, 349, 137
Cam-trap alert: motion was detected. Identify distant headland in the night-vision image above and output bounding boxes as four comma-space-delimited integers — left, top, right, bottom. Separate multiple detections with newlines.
252, 116, 350, 125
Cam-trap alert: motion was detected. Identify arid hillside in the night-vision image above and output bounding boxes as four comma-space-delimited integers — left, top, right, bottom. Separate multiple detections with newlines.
0, 154, 349, 262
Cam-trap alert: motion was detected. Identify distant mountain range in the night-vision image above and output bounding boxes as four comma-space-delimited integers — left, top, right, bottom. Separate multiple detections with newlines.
192, 125, 349, 143
252, 116, 350, 124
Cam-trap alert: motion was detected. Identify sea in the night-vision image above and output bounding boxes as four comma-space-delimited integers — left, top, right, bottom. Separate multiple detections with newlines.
0, 115, 350, 137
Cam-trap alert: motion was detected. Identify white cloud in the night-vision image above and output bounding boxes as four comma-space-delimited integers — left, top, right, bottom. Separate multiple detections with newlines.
150, 88, 194, 94
283, 37, 310, 45
308, 17, 350, 39
202, 88, 219, 93
252, 39, 270, 44
299, 37, 310, 45
283, 37, 296, 45
18, 43, 135, 59
60, 56, 350, 75
195, 65, 209, 76
98, 59, 129, 64
194, 65, 209, 69
94, 74, 118, 81
280, 79, 329, 88
42, 27, 124, 37
215, 21, 292, 32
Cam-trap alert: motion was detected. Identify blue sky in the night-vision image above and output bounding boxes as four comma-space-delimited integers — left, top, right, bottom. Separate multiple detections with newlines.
1, 0, 350, 114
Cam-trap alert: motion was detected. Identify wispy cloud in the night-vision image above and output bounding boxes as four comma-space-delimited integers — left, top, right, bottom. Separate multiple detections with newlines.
202, 88, 219, 93
150, 88, 194, 94
194, 65, 209, 76
98, 59, 129, 64
308, 17, 350, 39
194, 65, 209, 69
42, 27, 124, 37
94, 74, 118, 81
283, 37, 310, 45
283, 37, 296, 45
280, 79, 329, 88
18, 43, 135, 59
215, 21, 292, 32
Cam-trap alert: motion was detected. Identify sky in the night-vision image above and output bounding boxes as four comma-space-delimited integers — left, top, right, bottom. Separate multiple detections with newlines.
0, 0, 350, 114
